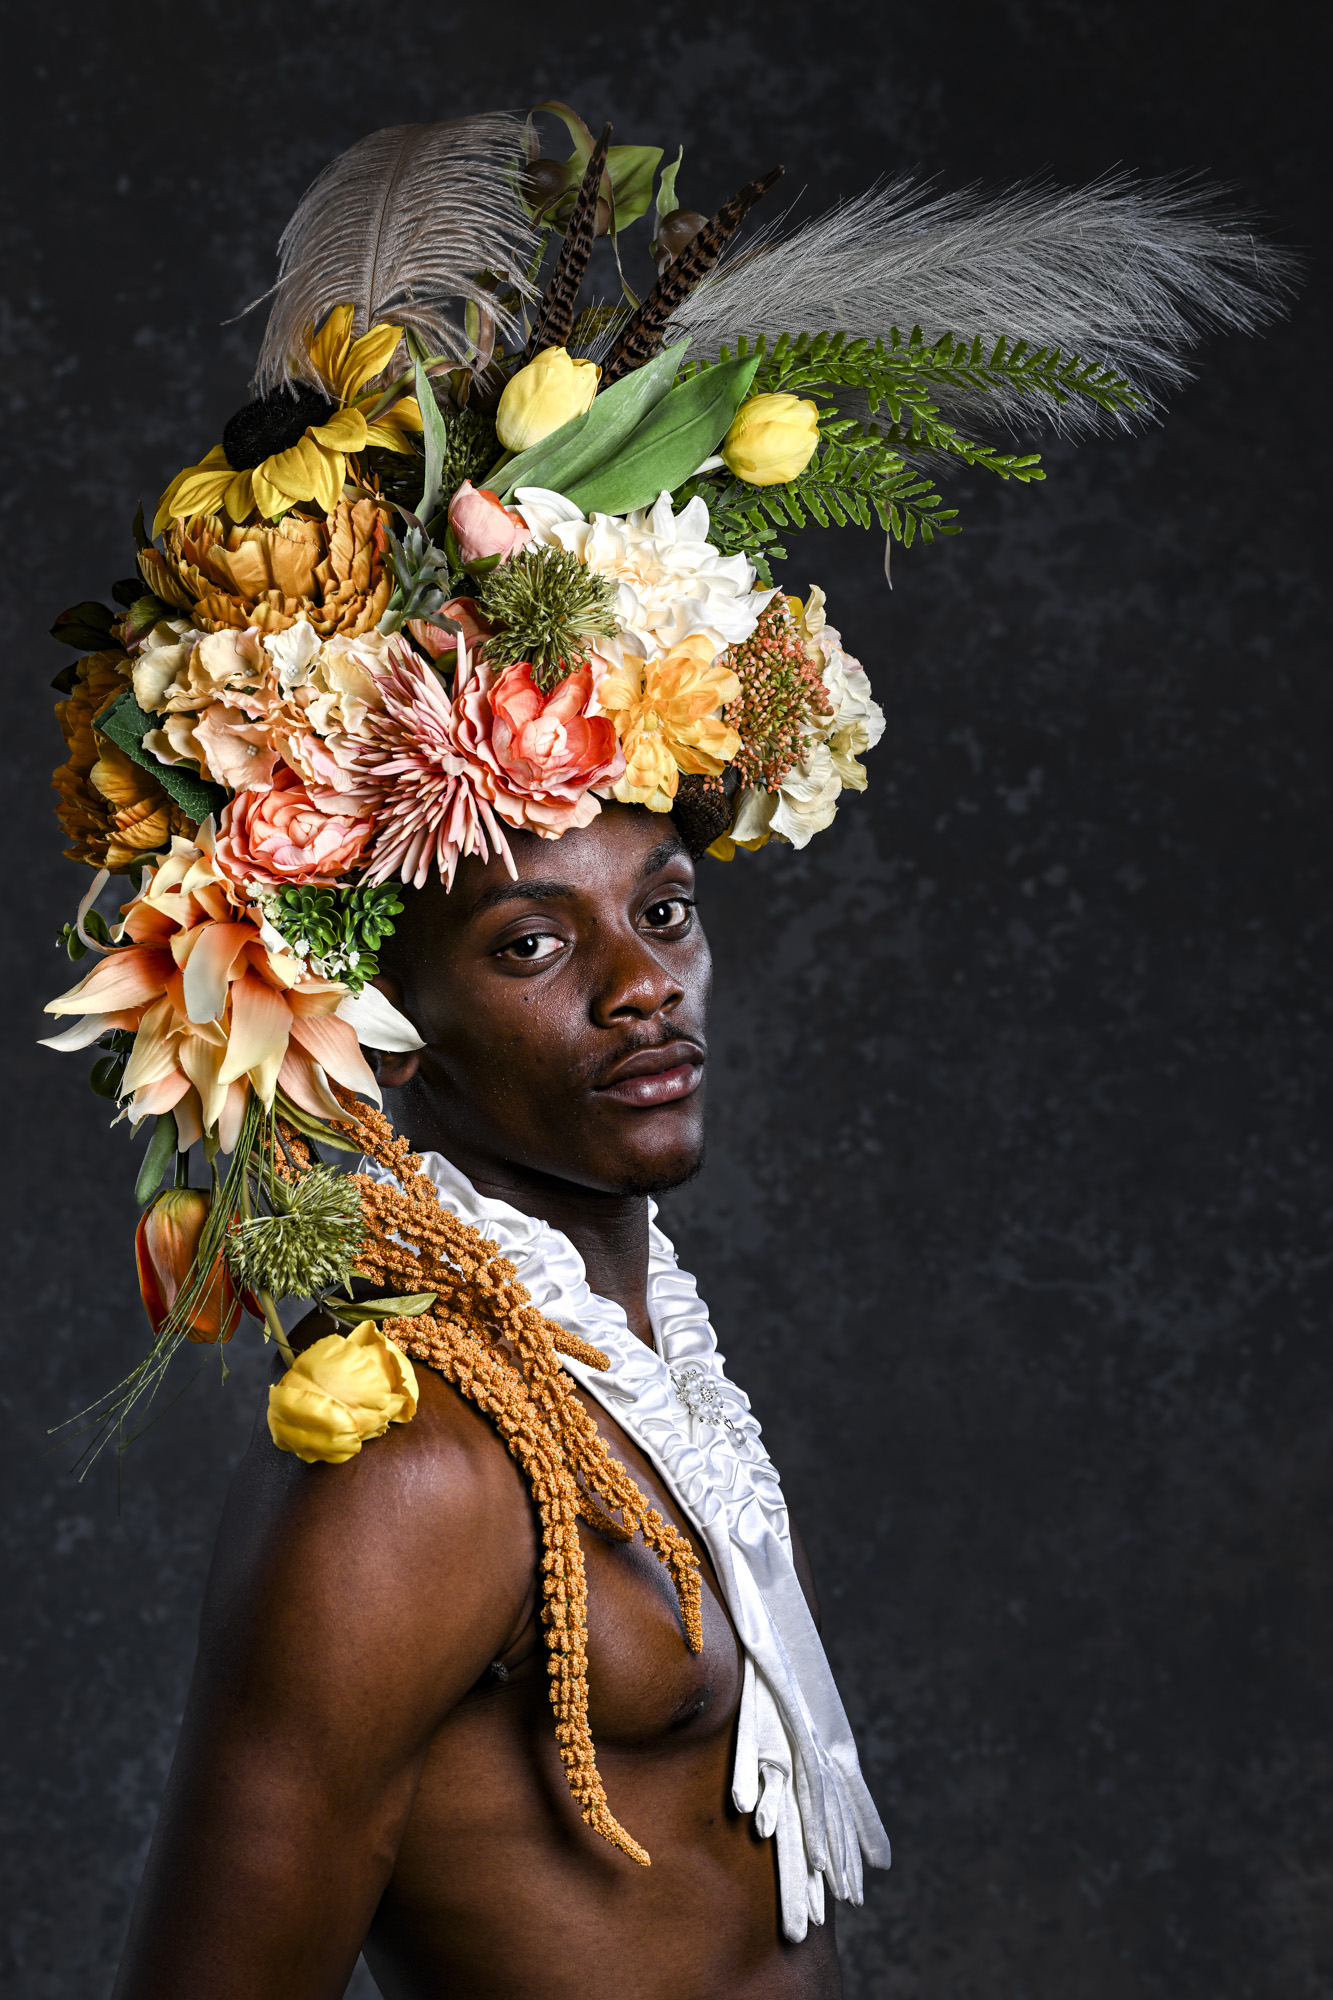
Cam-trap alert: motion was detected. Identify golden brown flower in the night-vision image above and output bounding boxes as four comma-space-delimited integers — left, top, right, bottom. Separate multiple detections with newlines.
137, 496, 393, 640
52, 650, 188, 869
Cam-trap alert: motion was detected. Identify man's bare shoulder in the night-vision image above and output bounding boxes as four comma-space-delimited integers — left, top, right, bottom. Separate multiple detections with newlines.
199, 1314, 539, 1713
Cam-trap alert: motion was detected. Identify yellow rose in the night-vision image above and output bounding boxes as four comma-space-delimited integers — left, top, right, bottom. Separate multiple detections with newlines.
267, 1319, 419, 1464
720, 394, 819, 486
496, 346, 600, 453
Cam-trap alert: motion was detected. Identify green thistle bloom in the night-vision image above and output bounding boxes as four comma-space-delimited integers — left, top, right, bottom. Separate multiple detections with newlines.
226, 1167, 365, 1301
477, 545, 619, 693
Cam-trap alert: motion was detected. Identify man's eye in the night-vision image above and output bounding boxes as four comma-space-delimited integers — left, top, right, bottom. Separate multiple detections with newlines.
500, 932, 564, 963
641, 897, 693, 930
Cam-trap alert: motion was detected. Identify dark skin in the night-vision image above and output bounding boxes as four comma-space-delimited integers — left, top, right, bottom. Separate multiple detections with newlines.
113, 804, 841, 2000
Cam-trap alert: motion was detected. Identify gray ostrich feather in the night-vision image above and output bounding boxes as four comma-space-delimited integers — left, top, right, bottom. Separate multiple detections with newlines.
254, 114, 537, 393
669, 175, 1297, 435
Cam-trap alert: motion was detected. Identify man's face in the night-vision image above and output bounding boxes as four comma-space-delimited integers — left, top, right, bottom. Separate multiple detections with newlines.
376, 805, 711, 1197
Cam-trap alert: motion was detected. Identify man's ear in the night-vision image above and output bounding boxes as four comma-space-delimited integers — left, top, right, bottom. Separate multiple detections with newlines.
369, 973, 422, 1088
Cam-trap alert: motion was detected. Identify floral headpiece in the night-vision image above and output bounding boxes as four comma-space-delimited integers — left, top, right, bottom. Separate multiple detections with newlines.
41, 105, 1289, 1466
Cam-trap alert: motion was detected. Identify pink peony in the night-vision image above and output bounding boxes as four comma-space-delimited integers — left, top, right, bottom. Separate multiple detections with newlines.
455, 658, 624, 836
214, 765, 374, 890
448, 482, 531, 565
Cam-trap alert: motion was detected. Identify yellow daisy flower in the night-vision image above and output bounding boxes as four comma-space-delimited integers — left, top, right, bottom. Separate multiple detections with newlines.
154, 305, 423, 534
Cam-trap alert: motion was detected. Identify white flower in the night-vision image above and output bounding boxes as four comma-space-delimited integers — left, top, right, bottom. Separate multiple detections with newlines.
516, 486, 773, 661
731, 743, 846, 851
818, 642, 885, 791
727, 588, 886, 852
129, 619, 204, 712
265, 616, 322, 689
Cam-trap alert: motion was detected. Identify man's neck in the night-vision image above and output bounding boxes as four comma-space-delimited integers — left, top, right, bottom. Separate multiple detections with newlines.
397, 1118, 655, 1345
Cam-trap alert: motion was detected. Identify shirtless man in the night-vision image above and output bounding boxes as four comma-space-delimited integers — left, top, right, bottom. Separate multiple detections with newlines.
112, 805, 853, 2000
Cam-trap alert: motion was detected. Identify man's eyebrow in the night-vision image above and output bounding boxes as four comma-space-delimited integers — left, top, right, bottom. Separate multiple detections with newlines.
466, 878, 574, 918
639, 836, 689, 878
466, 839, 690, 920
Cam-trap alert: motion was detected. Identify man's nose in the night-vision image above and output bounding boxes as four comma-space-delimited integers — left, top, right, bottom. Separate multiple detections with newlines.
590, 926, 684, 1024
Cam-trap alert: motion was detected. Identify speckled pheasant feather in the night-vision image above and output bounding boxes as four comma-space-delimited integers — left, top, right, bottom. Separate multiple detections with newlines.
524, 124, 611, 360
599, 165, 784, 385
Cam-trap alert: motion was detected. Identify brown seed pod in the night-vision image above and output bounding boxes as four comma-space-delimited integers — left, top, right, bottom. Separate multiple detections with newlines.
656, 209, 708, 261
522, 157, 571, 214
670, 773, 734, 858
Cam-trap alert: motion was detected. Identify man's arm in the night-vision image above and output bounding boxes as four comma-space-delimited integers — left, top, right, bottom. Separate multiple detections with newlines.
113, 1357, 537, 2000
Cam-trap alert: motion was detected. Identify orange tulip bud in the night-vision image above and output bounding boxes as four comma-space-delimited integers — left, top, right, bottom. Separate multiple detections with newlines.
135, 1187, 242, 1344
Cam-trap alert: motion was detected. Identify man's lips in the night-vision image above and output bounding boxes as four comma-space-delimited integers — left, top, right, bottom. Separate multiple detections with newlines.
592, 1042, 705, 1108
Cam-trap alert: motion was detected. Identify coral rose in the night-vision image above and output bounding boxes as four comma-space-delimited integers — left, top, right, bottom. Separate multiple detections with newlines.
448, 482, 531, 565
215, 764, 373, 890
454, 655, 624, 837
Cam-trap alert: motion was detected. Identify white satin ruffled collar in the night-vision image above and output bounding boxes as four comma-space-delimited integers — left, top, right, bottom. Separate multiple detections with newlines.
359, 1148, 890, 1939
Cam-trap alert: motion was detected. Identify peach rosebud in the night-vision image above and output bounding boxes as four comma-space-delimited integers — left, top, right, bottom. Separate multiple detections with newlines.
495, 345, 600, 453
136, 1187, 242, 1345
447, 482, 532, 566
406, 596, 493, 660
267, 1319, 419, 1464
721, 393, 820, 486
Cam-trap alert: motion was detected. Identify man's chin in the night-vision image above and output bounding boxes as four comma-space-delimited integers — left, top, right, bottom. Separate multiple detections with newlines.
612, 1142, 707, 1200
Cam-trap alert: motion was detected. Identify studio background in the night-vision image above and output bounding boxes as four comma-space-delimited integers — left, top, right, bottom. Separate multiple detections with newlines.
2, 4, 1326, 1995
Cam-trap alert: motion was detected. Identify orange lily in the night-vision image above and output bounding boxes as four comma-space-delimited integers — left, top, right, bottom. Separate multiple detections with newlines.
42, 828, 379, 1151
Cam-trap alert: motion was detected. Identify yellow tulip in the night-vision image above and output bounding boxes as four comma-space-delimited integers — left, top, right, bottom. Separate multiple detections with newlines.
496, 346, 600, 453
267, 1319, 419, 1465
721, 394, 820, 486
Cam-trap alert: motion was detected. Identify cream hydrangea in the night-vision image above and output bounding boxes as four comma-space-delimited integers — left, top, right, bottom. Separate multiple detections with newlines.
728, 587, 886, 852
130, 614, 391, 797
516, 486, 772, 661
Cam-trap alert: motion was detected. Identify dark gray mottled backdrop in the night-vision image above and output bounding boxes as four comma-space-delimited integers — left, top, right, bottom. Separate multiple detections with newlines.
2, 3, 1326, 1995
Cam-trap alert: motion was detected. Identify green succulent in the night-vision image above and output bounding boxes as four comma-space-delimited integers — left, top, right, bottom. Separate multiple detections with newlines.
264, 883, 404, 992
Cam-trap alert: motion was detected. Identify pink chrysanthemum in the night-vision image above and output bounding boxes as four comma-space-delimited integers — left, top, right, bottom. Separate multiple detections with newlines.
344, 643, 515, 890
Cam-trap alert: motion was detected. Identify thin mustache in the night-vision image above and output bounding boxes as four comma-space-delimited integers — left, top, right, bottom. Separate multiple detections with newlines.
584, 1033, 707, 1091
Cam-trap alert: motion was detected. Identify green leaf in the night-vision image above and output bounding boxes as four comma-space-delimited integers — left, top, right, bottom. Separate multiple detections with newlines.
97, 690, 229, 826
497, 341, 689, 501
272, 1089, 363, 1154
409, 334, 453, 525
606, 144, 662, 232
655, 146, 683, 223
132, 503, 150, 552
319, 1292, 438, 1326
565, 355, 761, 517
535, 100, 596, 166
135, 1112, 178, 1205
51, 601, 116, 651
90, 1053, 124, 1099
122, 594, 172, 644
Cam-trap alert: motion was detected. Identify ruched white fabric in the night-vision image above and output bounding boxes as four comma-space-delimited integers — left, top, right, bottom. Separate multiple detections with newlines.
361, 1148, 891, 1940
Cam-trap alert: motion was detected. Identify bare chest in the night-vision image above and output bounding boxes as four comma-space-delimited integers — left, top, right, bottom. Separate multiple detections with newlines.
489, 1384, 744, 1749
